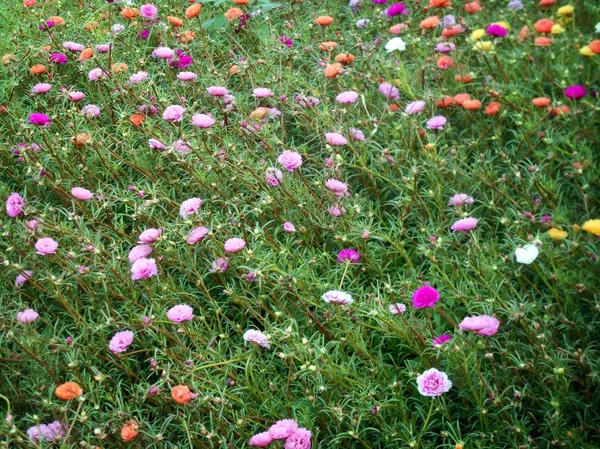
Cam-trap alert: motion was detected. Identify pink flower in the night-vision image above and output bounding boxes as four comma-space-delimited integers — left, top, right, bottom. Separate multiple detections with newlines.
405, 100, 425, 115
128, 245, 153, 262
71, 187, 93, 201
63, 41, 85, 52
35, 237, 58, 255
337, 249, 360, 263
129, 71, 148, 84
336, 91, 359, 104
284, 428, 312, 449
17, 308, 39, 323
131, 257, 158, 280
389, 303, 406, 315
109, 330, 134, 353
254, 87, 274, 98
140, 3, 158, 20
325, 179, 349, 197
206, 86, 229, 97
278, 150, 303, 172
88, 68, 108, 81
249, 432, 273, 447
328, 205, 346, 217
564, 85, 586, 100
266, 167, 283, 186
432, 334, 451, 347
243, 329, 270, 348
459, 315, 500, 336
322, 290, 353, 305
451, 217, 478, 232
139, 228, 161, 243
167, 304, 194, 323
224, 238, 246, 253
180, 197, 203, 219
283, 222, 296, 233
149, 138, 167, 150
6, 193, 24, 217
426, 115, 447, 130
210, 257, 229, 273
178, 71, 197, 81
29, 113, 51, 127
187, 226, 209, 244
67, 91, 85, 102
16, 270, 33, 286
153, 47, 174, 58
81, 104, 101, 117
379, 82, 399, 100
416, 368, 452, 396
27, 219, 38, 230
163, 105, 185, 122
269, 419, 298, 439
192, 113, 215, 128
448, 193, 474, 206
349, 128, 365, 141
33, 83, 52, 94
325, 132, 347, 146
412, 285, 440, 309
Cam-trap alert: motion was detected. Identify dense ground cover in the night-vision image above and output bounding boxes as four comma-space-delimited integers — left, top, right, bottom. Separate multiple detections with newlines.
1, 0, 599, 447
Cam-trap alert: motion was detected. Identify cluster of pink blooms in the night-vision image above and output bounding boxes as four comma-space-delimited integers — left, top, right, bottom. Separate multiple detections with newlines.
249, 419, 311, 448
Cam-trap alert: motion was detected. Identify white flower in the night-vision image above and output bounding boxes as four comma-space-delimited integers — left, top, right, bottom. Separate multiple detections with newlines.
514, 244, 539, 264
385, 37, 406, 52
596, 22, 600, 34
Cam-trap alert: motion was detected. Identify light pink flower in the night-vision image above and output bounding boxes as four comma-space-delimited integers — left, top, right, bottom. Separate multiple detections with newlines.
152, 46, 174, 58
243, 329, 270, 348
405, 100, 425, 114
167, 304, 194, 323
325, 179, 349, 197
180, 197, 203, 219
109, 330, 134, 353
63, 41, 85, 52
35, 237, 58, 255
426, 115, 447, 130
187, 226, 209, 244
448, 193, 474, 207
283, 222, 296, 233
67, 91, 85, 102
27, 219, 38, 230
33, 83, 52, 94
128, 244, 153, 263
269, 420, 298, 439
140, 3, 158, 20
284, 428, 312, 449
131, 258, 158, 280
163, 105, 185, 122
139, 228, 161, 243
379, 82, 399, 100
389, 303, 406, 315
249, 432, 273, 447
336, 91, 358, 104
325, 132, 347, 146
149, 139, 167, 150
16, 270, 33, 286
129, 71, 148, 84
459, 315, 500, 336
6, 193, 24, 217
71, 187, 93, 201
416, 368, 452, 396
328, 205, 346, 217
278, 150, 303, 172
349, 128, 365, 141
88, 68, 107, 81
177, 71, 197, 81
192, 113, 215, 128
451, 217, 478, 232
17, 308, 39, 323
206, 86, 228, 97
254, 87, 274, 98
322, 290, 353, 305
224, 238, 246, 253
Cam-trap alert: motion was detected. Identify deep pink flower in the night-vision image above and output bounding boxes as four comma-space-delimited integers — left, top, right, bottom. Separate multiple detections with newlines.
451, 217, 478, 232
109, 330, 134, 352
459, 315, 500, 336
187, 226, 209, 244
131, 257, 158, 280
249, 432, 273, 447
29, 113, 51, 127
180, 197, 203, 219
35, 237, 58, 255
278, 150, 303, 172
337, 249, 360, 263
412, 285, 440, 309
564, 85, 587, 100
224, 238, 246, 253
71, 187, 93, 201
284, 428, 312, 449
432, 334, 451, 347
167, 304, 194, 323
269, 419, 298, 439
387, 3, 407, 16
6, 193, 24, 217
416, 368, 452, 396
128, 245, 153, 262
49, 53, 67, 64
17, 308, 39, 323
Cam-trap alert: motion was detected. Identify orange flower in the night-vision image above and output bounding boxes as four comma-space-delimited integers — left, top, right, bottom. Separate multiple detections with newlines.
436, 96, 454, 108
436, 56, 453, 69
389, 104, 399, 112
186, 3, 201, 19
112, 63, 128, 73
318, 41, 337, 51
2, 54, 15, 65
225, 7, 244, 21
442, 26, 463, 38
23, 0, 36, 7
518, 26, 529, 41
324, 63, 342, 78
462, 99, 482, 111
168, 16, 183, 27
539, 0, 555, 5
548, 105, 569, 116
48, 16, 65, 25
121, 420, 139, 442
589, 40, 600, 54
84, 21, 99, 31
420, 16, 440, 29
429, 0, 451, 7
228, 65, 239, 75
315, 16, 334, 26
121, 7, 138, 19
79, 48, 93, 62
171, 385, 192, 404
453, 93, 470, 105
535, 36, 552, 46
179, 31, 196, 43
55, 382, 83, 400
464, 1, 481, 14
455, 75, 472, 84
534, 19, 554, 34
30, 64, 47, 75
485, 102, 501, 115
335, 53, 355, 64
532, 97, 551, 108
41, 45, 51, 52
233, 0, 249, 4
250, 107, 270, 119
72, 133, 92, 146
129, 113, 145, 127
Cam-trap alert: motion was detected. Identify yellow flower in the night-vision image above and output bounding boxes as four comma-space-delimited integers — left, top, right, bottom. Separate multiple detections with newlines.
580, 46, 596, 57
557, 5, 574, 16
547, 228, 568, 241
581, 219, 600, 236
471, 29, 485, 41
493, 21, 510, 30
551, 24, 565, 35
474, 41, 494, 52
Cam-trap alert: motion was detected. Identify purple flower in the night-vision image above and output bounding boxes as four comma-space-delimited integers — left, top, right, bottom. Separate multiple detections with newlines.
486, 24, 508, 37
412, 285, 440, 309
564, 85, 587, 100
109, 330, 134, 352
426, 116, 447, 130
386, 3, 407, 16
432, 334, 451, 347
416, 368, 452, 396
337, 249, 360, 263
29, 113, 51, 127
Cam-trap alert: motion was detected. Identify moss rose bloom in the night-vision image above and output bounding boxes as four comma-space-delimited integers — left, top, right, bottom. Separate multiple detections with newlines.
416, 368, 452, 396
412, 285, 440, 309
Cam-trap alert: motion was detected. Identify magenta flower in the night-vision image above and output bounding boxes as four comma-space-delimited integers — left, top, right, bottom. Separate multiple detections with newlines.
279, 35, 293, 47
139, 228, 161, 243
448, 193, 474, 206
451, 217, 478, 232
337, 249, 360, 263
16, 270, 33, 286
269, 419, 299, 439
412, 285, 440, 309
564, 85, 587, 100
17, 309, 39, 323
71, 187, 93, 201
163, 105, 185, 122
386, 3, 407, 16
108, 330, 134, 353
284, 428, 312, 449
389, 303, 406, 315
378, 82, 399, 100
278, 150, 303, 172
49, 53, 67, 64
29, 113, 51, 127
416, 368, 452, 396
6, 193, 24, 217
167, 304, 194, 323
179, 197, 203, 219
459, 315, 500, 336
432, 334, 451, 347
336, 91, 359, 104
322, 290, 354, 305
192, 113, 215, 128
130, 257, 158, 280
243, 329, 270, 348
249, 432, 274, 447
35, 237, 58, 255
187, 226, 209, 244
128, 244, 153, 263
486, 24, 508, 37
168, 50, 193, 69
426, 115, 447, 130
326, 132, 348, 146
224, 237, 246, 253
